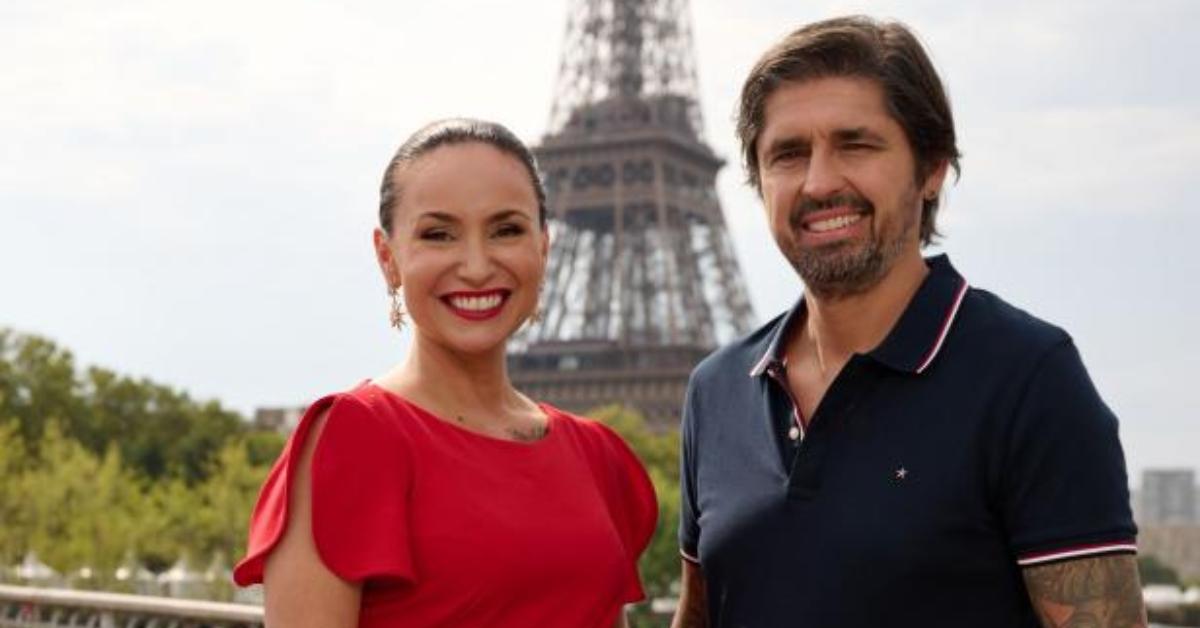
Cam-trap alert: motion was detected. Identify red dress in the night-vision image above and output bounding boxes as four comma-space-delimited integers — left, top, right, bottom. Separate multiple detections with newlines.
234, 382, 658, 628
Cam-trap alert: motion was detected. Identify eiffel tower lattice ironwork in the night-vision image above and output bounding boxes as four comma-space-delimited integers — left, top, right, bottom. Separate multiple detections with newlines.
509, 0, 755, 427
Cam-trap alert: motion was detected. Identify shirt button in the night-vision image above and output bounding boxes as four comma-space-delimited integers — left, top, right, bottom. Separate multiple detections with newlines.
788, 426, 801, 441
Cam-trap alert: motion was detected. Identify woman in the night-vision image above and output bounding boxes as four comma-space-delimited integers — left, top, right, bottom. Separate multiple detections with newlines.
233, 119, 658, 627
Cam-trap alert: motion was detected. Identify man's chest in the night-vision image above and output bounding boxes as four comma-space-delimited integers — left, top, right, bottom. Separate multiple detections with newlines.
784, 357, 838, 422
694, 367, 1020, 570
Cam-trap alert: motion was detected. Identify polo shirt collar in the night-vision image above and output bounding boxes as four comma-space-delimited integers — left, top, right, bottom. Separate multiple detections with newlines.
749, 254, 969, 377
748, 292, 808, 377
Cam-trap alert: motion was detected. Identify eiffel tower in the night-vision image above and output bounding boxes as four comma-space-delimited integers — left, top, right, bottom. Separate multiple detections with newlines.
509, 0, 755, 428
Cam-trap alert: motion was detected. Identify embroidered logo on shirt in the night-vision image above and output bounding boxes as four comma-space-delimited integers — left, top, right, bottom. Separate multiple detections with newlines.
894, 466, 909, 481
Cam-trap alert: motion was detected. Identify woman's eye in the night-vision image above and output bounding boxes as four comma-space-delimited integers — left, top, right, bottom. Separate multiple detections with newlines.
420, 229, 452, 241
494, 224, 525, 238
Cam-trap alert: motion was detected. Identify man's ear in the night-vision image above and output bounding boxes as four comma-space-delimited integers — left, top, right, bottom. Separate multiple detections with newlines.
922, 159, 951, 202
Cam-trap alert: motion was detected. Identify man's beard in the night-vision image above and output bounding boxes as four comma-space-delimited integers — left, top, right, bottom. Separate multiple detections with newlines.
784, 192, 917, 300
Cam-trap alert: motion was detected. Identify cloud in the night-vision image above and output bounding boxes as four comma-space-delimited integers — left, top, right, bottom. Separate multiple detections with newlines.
961, 105, 1200, 215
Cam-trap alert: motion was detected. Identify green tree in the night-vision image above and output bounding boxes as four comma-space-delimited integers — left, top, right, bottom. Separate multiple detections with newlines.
1, 328, 248, 484
0, 328, 264, 582
137, 476, 201, 572
0, 330, 82, 447
83, 366, 243, 482
242, 429, 286, 467
1138, 554, 1182, 587
17, 421, 141, 575
0, 418, 30, 566
192, 438, 274, 561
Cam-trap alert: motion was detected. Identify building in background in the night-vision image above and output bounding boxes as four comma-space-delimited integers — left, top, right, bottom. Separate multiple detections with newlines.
1141, 469, 1197, 525
1137, 468, 1200, 583
252, 406, 304, 434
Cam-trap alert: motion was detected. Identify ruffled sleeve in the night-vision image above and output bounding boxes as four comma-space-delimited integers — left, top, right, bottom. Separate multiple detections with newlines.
233, 392, 415, 586
586, 422, 659, 603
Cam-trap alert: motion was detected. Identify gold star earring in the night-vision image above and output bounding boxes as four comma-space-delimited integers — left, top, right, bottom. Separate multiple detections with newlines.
388, 286, 405, 330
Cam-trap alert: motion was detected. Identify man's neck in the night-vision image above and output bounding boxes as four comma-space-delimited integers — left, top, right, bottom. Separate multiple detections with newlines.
793, 252, 929, 373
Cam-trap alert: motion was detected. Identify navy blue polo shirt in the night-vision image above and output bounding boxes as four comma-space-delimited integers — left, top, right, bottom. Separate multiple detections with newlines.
679, 255, 1136, 627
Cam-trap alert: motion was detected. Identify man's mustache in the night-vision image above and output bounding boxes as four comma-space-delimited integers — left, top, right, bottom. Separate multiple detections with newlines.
789, 194, 874, 230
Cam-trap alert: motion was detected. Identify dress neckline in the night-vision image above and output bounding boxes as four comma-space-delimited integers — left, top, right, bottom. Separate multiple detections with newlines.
363, 380, 561, 449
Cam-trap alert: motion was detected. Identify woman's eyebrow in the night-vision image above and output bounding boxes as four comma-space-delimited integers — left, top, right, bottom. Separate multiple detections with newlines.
488, 209, 534, 223
414, 211, 458, 223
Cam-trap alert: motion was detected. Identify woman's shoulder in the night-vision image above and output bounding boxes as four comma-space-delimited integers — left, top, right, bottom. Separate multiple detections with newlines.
541, 404, 659, 558
317, 380, 420, 429
540, 405, 647, 471
541, 404, 624, 446
270, 381, 424, 466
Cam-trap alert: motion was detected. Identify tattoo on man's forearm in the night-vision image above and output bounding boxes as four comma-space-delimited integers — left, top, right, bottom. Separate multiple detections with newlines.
1022, 555, 1147, 628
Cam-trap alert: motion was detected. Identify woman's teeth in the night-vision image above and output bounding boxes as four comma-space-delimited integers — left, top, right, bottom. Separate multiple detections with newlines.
449, 294, 503, 311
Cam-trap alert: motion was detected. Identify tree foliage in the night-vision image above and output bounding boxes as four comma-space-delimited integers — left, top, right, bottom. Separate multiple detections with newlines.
1138, 554, 1183, 587
0, 329, 248, 484
0, 328, 284, 591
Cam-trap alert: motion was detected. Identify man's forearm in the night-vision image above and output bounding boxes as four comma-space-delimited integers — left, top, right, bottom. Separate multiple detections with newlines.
670, 559, 709, 628
1022, 554, 1147, 627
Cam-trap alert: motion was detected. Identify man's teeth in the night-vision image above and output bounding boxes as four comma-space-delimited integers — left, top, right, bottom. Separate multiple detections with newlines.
808, 214, 863, 233
450, 294, 503, 311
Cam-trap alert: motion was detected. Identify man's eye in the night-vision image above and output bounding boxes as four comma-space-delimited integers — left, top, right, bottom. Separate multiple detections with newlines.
772, 149, 806, 164
843, 142, 873, 151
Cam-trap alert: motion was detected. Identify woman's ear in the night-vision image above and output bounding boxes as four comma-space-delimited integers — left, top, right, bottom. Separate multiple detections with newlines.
373, 228, 400, 289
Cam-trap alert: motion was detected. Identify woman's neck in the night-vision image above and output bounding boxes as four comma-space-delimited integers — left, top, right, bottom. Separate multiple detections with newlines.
386, 334, 527, 422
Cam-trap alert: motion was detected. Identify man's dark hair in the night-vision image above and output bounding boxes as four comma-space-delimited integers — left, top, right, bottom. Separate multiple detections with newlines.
379, 118, 547, 235
737, 16, 961, 245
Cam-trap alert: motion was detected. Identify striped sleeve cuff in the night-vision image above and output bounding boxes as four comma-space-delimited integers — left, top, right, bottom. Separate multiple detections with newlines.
1016, 540, 1137, 567
680, 549, 701, 564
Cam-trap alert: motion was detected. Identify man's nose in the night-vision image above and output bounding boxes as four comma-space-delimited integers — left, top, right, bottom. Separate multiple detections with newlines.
801, 148, 846, 200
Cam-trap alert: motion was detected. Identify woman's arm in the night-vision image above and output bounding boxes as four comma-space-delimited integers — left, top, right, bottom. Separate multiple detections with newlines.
263, 408, 362, 628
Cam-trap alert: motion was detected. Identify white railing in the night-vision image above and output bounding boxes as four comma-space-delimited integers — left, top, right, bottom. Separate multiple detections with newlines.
0, 585, 262, 628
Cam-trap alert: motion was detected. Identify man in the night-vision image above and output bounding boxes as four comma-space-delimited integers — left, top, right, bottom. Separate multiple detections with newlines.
672, 16, 1146, 628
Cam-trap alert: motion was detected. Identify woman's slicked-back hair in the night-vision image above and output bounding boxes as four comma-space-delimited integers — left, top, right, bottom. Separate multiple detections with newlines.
378, 118, 548, 235
737, 16, 961, 245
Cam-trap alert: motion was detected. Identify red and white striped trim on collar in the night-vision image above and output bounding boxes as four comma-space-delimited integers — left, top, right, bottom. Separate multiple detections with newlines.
914, 277, 969, 374
1016, 541, 1138, 567
749, 345, 777, 377
748, 300, 805, 377
749, 275, 971, 377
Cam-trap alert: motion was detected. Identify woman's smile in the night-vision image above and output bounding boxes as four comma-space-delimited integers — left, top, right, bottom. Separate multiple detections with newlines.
441, 288, 511, 321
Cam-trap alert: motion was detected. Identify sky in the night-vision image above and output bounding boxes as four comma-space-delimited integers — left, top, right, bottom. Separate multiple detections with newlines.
1, 0, 1197, 483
